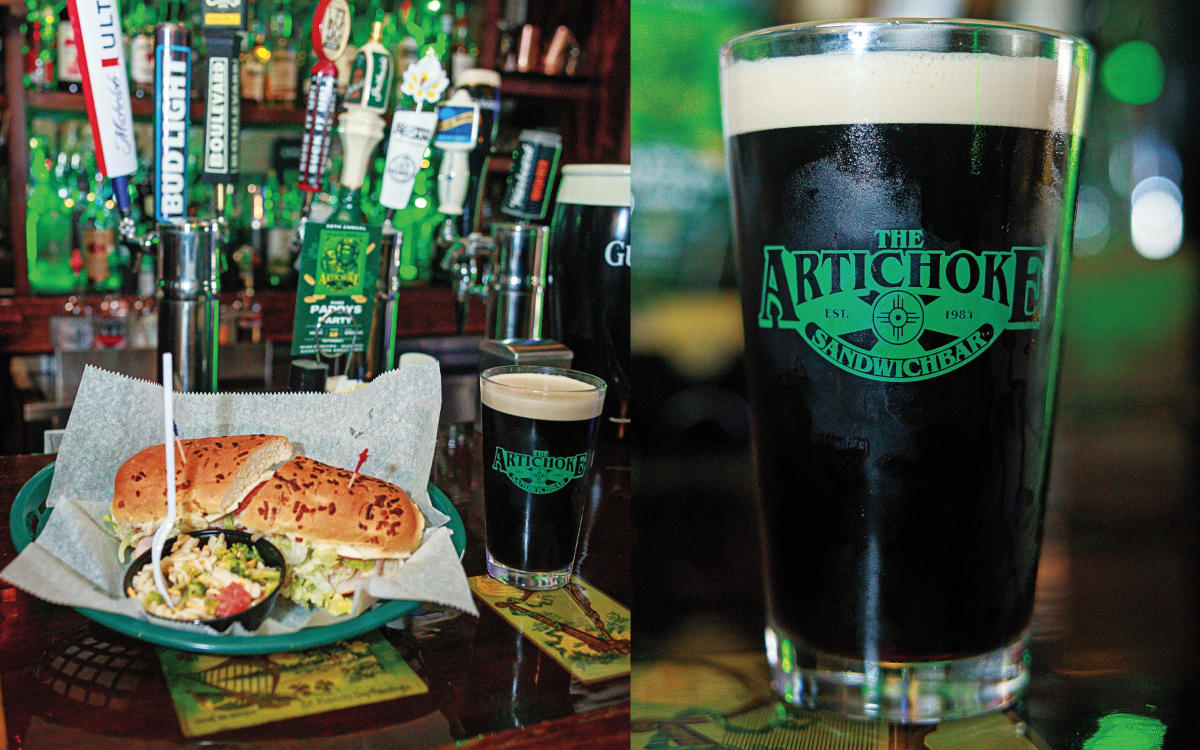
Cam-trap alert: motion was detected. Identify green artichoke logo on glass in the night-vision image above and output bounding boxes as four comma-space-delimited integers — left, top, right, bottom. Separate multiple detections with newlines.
757, 228, 1046, 381
492, 448, 592, 494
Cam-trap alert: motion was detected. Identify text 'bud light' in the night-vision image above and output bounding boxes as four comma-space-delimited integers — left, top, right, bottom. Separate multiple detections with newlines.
155, 23, 190, 223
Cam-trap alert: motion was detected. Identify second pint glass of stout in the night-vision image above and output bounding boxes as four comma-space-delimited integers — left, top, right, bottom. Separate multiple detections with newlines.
480, 366, 606, 590
720, 20, 1091, 721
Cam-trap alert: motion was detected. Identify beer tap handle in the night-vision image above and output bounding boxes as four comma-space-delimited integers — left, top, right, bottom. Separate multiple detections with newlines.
200, 28, 241, 220
294, 0, 350, 245
67, 0, 144, 245
433, 89, 480, 223
455, 68, 501, 237
335, 21, 391, 194
501, 129, 563, 222
154, 23, 192, 224
298, 60, 341, 198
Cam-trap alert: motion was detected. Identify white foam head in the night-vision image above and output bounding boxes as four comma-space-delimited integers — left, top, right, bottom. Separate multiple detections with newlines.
556, 164, 631, 207
481, 371, 605, 421
722, 44, 1088, 137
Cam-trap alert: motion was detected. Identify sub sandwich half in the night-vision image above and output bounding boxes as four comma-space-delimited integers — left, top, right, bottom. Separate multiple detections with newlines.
236, 456, 425, 615
107, 434, 295, 561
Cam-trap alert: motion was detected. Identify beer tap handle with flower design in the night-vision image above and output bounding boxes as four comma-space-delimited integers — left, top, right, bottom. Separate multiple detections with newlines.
365, 53, 448, 375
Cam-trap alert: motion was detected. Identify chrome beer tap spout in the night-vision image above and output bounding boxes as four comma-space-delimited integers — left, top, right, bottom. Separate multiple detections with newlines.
439, 227, 494, 335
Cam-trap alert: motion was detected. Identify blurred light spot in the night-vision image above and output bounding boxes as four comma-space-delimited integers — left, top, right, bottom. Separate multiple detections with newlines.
1130, 176, 1182, 260
414, 197, 428, 208
1102, 41, 1165, 105
1108, 133, 1181, 197
1082, 712, 1165, 750
1073, 184, 1111, 256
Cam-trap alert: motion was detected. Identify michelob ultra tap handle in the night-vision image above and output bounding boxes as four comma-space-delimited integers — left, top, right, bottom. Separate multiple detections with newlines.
155, 23, 192, 224
434, 89, 481, 218
66, 0, 138, 214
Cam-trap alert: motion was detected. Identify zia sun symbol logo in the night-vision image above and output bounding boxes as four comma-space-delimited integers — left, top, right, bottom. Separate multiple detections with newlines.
872, 290, 925, 345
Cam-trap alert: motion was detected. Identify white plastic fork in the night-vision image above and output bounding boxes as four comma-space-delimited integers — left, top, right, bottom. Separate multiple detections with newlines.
150, 352, 178, 608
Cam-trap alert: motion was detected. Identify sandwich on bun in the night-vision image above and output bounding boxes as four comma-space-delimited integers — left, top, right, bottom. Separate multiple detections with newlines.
236, 456, 425, 615
107, 434, 295, 561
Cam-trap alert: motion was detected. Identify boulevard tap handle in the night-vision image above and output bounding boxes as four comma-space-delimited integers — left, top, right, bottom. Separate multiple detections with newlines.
200, 31, 241, 215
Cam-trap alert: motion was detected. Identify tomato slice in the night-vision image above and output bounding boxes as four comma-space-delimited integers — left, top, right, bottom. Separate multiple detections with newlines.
214, 582, 254, 617
234, 481, 268, 515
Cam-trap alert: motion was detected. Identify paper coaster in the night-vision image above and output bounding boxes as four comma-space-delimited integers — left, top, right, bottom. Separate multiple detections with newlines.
158, 630, 427, 737
469, 576, 631, 684
632, 652, 887, 750
632, 651, 1050, 750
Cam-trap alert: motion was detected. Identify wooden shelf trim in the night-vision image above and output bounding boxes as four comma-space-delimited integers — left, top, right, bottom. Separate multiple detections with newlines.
27, 91, 307, 126
499, 74, 599, 101
0, 288, 485, 355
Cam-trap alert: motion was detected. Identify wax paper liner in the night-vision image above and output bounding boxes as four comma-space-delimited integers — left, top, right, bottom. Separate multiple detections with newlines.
1, 353, 479, 635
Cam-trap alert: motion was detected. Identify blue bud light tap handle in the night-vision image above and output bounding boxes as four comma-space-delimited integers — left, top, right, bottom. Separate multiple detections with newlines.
154, 23, 192, 224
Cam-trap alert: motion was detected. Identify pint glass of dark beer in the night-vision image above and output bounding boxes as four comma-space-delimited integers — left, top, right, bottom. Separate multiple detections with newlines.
720, 20, 1091, 721
480, 365, 606, 590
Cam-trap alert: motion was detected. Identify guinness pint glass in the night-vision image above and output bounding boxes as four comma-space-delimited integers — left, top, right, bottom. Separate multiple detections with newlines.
481, 365, 606, 590
548, 164, 632, 441
720, 20, 1091, 721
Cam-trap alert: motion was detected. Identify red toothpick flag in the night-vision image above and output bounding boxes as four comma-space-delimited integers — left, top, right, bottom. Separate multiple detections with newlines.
347, 448, 370, 488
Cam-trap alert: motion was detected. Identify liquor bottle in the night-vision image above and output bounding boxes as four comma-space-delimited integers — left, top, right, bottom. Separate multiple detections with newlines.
57, 1, 82, 93
450, 3, 476, 86
26, 135, 77, 293
127, 1, 155, 99
265, 0, 298, 105
241, 15, 268, 103
266, 172, 298, 287
129, 253, 159, 349
82, 221, 114, 291
25, 4, 57, 91
392, 5, 419, 98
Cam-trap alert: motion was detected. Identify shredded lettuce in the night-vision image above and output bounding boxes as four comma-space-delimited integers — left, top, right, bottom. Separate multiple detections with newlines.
283, 547, 353, 615
261, 537, 371, 615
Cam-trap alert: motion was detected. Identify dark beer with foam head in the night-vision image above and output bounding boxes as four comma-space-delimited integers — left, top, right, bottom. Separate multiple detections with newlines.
720, 20, 1091, 721
480, 366, 606, 590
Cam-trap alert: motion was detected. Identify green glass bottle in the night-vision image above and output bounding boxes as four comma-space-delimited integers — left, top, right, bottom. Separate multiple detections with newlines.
26, 134, 76, 293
